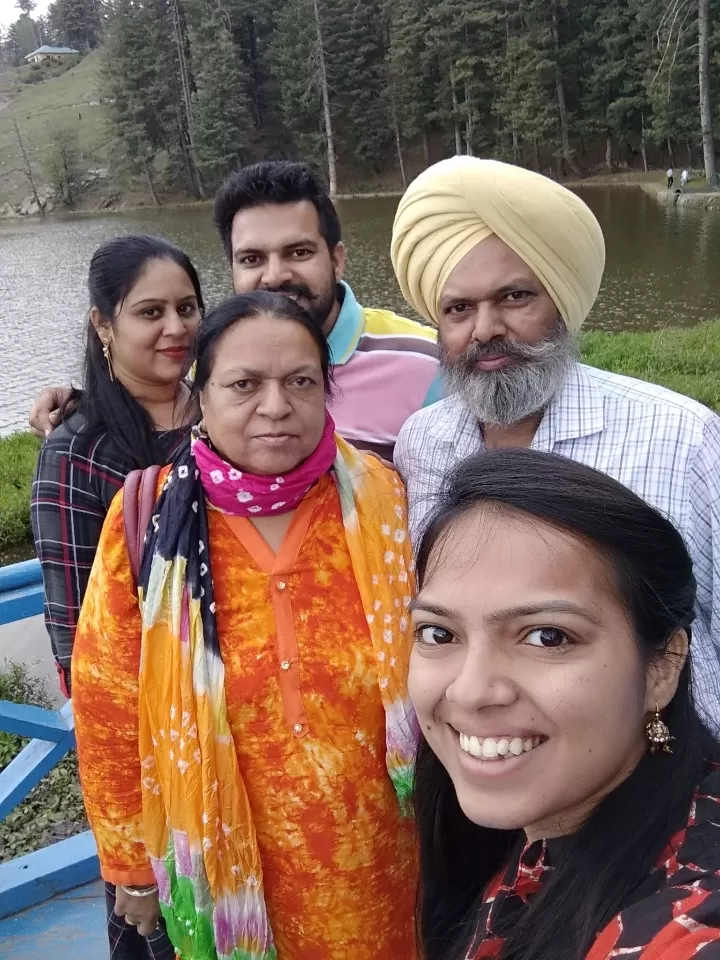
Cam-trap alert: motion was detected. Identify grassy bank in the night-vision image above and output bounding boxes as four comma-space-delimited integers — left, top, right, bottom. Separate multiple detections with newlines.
0, 433, 40, 552
0, 321, 718, 554
581, 321, 720, 411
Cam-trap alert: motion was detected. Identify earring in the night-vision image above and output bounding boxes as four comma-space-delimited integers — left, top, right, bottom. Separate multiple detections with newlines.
102, 340, 115, 382
191, 420, 207, 441
645, 704, 674, 755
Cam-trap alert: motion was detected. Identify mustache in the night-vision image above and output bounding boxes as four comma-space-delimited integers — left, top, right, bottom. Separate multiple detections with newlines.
442, 326, 570, 374
262, 282, 317, 303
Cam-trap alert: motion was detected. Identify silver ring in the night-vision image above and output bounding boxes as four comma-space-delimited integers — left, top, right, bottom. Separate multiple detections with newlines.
126, 919, 137, 927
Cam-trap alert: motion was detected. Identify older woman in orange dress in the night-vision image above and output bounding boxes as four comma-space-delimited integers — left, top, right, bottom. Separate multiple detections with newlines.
71, 291, 418, 959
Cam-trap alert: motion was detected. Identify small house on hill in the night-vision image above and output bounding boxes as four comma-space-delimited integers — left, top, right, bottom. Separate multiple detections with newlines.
24, 45, 79, 64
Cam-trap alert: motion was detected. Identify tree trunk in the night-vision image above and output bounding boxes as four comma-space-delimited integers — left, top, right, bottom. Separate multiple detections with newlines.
11, 111, 41, 211
450, 72, 462, 155
551, 7, 583, 178
389, 81, 407, 187
243, 13, 264, 127
686, 139, 692, 168
533, 137, 541, 172
144, 158, 161, 207
640, 112, 649, 172
512, 126, 519, 165
174, 99, 204, 199
698, 0, 716, 181
170, 0, 204, 198
464, 81, 474, 156
605, 133, 614, 172
422, 129, 431, 168
667, 137, 675, 168
312, 0, 336, 195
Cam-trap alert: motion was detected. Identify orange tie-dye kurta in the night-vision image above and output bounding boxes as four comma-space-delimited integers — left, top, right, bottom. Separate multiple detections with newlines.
72, 473, 418, 958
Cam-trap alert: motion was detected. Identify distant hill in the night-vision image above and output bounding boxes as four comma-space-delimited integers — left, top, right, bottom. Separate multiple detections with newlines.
0, 51, 108, 208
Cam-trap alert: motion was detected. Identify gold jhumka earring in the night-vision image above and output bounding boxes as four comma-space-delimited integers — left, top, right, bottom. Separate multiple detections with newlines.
645, 703, 674, 755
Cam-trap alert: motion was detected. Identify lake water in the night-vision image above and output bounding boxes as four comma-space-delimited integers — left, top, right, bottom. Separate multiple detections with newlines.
1, 186, 720, 435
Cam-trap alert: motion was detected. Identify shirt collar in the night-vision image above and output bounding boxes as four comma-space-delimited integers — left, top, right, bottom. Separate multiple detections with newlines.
430, 363, 605, 450
534, 363, 606, 448
327, 281, 364, 366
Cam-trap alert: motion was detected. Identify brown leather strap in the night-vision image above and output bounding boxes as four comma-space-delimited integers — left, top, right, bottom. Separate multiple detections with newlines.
122, 465, 161, 586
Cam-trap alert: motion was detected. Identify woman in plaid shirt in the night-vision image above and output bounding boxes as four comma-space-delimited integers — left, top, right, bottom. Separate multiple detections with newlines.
31, 233, 204, 960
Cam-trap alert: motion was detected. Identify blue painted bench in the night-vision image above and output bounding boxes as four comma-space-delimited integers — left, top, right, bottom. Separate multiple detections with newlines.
0, 559, 99, 919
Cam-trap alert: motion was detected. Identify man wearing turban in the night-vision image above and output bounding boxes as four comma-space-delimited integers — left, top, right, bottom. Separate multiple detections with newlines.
392, 156, 720, 723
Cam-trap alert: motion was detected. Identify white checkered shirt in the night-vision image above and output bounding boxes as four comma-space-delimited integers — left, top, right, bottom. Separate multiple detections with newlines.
395, 362, 720, 726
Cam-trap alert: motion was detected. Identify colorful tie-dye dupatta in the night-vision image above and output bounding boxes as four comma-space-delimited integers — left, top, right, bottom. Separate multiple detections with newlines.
135, 435, 419, 960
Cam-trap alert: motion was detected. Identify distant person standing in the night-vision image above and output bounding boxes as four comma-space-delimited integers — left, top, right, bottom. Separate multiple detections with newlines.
667, 167, 674, 189
681, 168, 689, 187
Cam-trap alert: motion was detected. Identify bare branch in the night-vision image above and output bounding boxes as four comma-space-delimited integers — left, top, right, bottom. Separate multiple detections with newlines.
666, 3, 694, 100
650, 0, 693, 88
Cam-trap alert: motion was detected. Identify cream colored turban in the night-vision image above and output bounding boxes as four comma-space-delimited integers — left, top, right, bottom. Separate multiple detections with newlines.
391, 156, 605, 334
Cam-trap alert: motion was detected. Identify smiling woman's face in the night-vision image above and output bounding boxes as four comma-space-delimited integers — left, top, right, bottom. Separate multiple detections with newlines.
408, 507, 681, 841
199, 313, 327, 475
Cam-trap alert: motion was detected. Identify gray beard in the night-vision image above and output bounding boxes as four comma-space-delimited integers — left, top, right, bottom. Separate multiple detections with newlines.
440, 320, 578, 426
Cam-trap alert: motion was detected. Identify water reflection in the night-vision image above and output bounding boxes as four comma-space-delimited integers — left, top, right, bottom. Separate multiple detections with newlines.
1, 187, 720, 434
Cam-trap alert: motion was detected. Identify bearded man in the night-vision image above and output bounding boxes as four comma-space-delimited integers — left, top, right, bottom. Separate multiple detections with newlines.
392, 155, 720, 724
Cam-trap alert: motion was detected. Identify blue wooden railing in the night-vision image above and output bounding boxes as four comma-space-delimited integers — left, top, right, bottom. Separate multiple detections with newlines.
0, 558, 99, 919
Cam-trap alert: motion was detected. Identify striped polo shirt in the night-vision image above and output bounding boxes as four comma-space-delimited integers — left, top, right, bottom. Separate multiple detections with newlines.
327, 282, 442, 459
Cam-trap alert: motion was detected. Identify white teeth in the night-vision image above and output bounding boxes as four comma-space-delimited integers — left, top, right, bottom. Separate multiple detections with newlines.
481, 739, 498, 759
458, 733, 542, 760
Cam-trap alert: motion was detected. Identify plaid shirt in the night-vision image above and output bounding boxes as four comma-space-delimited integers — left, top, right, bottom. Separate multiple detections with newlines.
395, 362, 720, 726
31, 414, 186, 694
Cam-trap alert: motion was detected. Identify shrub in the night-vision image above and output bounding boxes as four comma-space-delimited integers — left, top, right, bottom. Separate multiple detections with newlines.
0, 662, 87, 863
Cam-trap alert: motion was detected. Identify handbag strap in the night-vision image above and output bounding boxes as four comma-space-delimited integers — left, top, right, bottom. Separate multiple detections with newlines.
123, 465, 162, 586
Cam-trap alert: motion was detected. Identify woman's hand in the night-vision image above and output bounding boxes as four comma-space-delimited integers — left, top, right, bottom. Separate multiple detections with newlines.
114, 885, 161, 938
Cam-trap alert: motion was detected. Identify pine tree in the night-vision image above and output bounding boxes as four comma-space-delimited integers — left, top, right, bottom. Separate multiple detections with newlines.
581, 0, 648, 170
185, 0, 253, 186
329, 0, 390, 173
48, 0, 103, 50
271, 0, 330, 171
425, 0, 503, 157
492, 7, 558, 169
387, 0, 437, 165
103, 0, 202, 201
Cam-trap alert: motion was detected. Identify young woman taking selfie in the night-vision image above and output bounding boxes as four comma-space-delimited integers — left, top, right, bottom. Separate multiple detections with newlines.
410, 449, 720, 960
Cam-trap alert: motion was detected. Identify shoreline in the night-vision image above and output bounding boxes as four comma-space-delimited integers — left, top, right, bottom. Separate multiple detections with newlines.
0, 189, 408, 224
3, 171, 714, 223
637, 182, 720, 209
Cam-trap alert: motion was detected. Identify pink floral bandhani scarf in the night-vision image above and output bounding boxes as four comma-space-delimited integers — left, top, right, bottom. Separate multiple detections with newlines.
192, 414, 337, 517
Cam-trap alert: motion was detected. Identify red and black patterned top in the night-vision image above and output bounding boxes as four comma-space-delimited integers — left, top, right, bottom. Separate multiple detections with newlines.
467, 767, 720, 959
31, 413, 186, 695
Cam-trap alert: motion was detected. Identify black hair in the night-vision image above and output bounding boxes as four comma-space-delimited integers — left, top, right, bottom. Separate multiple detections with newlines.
413, 448, 719, 960
66, 234, 204, 469
191, 291, 334, 397
212, 161, 342, 262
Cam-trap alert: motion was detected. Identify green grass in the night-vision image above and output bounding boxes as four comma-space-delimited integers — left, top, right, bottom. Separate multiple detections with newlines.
0, 432, 40, 550
0, 51, 107, 207
580, 321, 720, 412
0, 662, 87, 863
